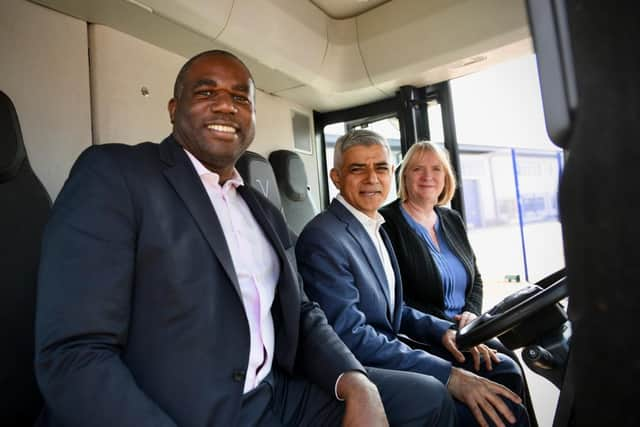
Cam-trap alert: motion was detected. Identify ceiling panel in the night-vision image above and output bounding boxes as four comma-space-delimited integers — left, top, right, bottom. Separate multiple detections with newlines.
309, 0, 390, 19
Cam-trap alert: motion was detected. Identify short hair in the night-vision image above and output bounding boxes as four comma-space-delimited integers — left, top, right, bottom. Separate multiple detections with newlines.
172, 50, 254, 99
333, 129, 391, 170
398, 141, 457, 205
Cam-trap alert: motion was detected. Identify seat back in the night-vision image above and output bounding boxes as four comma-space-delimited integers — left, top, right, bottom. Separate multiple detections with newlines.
268, 150, 318, 235
236, 150, 283, 210
0, 91, 49, 423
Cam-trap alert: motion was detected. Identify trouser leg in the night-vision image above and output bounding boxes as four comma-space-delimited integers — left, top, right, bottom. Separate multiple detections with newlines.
245, 367, 457, 426
453, 398, 529, 427
485, 338, 538, 427
367, 367, 456, 427
410, 341, 530, 427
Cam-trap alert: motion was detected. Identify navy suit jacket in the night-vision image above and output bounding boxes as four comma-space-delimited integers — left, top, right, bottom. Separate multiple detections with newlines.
296, 199, 454, 384
35, 137, 363, 427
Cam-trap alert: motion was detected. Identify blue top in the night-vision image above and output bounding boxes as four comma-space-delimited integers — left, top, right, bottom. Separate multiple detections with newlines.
400, 206, 468, 319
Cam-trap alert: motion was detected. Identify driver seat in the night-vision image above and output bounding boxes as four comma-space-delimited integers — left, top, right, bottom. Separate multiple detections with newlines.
0, 90, 50, 424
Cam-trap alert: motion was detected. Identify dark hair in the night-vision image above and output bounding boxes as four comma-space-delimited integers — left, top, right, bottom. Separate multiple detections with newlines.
172, 50, 254, 99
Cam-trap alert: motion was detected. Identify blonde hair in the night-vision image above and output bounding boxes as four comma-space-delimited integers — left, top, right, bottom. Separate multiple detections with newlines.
398, 141, 457, 205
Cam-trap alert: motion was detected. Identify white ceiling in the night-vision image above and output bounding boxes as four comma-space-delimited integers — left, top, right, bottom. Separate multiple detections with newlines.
309, 0, 391, 19
28, 0, 532, 112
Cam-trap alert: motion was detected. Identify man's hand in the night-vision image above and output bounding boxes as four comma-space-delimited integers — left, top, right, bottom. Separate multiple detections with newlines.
441, 329, 500, 371
447, 367, 522, 427
454, 311, 477, 329
336, 371, 388, 427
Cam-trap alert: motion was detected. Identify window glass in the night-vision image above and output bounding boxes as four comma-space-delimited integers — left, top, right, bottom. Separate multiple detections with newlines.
450, 54, 565, 286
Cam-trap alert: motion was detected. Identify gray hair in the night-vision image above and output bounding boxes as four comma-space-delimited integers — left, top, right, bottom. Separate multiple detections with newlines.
333, 129, 391, 169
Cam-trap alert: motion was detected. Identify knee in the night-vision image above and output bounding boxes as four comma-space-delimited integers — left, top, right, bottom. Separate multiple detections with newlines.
490, 355, 525, 395
504, 400, 530, 427
494, 354, 524, 379
412, 376, 456, 427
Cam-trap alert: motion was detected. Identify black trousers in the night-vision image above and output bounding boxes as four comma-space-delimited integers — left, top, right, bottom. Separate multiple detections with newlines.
239, 366, 457, 427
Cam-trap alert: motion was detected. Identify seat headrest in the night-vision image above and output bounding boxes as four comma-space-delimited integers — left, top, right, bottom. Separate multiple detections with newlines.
236, 150, 283, 209
0, 91, 27, 183
269, 150, 308, 202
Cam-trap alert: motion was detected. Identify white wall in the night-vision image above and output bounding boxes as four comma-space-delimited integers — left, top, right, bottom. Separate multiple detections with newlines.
0, 0, 92, 200
89, 24, 322, 206
0, 1, 321, 206
89, 24, 183, 145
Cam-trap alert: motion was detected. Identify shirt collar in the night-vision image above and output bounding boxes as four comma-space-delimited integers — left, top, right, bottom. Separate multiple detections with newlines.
336, 194, 385, 231
184, 149, 244, 188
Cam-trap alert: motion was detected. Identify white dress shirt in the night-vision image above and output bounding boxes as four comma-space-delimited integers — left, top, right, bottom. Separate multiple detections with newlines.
186, 150, 279, 393
336, 194, 396, 314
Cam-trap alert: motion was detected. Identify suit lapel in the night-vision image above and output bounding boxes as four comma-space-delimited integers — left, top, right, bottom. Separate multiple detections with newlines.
159, 137, 242, 298
330, 200, 392, 312
380, 227, 404, 327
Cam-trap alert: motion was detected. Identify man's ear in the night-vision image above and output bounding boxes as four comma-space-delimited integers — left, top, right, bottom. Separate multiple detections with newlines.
329, 168, 341, 190
168, 98, 176, 124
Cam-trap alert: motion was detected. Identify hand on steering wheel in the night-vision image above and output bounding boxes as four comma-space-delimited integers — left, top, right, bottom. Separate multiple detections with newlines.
442, 329, 500, 371
454, 311, 477, 329
456, 278, 568, 350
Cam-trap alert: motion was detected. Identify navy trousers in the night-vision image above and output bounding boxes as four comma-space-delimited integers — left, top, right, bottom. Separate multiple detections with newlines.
239, 366, 457, 427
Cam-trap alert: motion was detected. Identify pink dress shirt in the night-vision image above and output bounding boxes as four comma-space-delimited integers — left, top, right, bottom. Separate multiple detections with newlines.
185, 150, 279, 394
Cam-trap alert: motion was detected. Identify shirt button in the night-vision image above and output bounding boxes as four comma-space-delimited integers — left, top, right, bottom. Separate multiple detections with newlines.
232, 370, 246, 382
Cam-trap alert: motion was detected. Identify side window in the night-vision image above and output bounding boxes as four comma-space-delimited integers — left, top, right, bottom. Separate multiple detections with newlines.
449, 54, 565, 285
323, 117, 401, 205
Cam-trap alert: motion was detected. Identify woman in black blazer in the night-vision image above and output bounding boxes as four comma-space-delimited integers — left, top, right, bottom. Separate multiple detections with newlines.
380, 141, 538, 426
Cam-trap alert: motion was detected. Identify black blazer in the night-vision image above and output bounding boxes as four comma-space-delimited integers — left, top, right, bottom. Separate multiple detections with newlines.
35, 136, 362, 427
379, 199, 483, 320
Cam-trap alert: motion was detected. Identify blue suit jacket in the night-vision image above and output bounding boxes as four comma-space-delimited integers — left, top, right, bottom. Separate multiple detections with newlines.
296, 199, 454, 384
35, 137, 363, 427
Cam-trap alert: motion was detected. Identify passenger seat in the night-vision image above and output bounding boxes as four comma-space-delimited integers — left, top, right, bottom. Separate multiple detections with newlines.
268, 150, 318, 236
0, 90, 49, 424
236, 150, 300, 243
236, 150, 283, 211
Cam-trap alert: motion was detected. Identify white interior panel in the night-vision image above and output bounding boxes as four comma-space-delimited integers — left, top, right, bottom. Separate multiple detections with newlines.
89, 24, 322, 206
220, 0, 328, 82
28, 0, 532, 112
89, 24, 184, 145
358, 0, 531, 87
0, 0, 91, 200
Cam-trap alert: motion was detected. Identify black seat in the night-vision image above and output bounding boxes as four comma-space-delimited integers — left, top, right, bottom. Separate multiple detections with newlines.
236, 150, 283, 211
268, 150, 318, 235
0, 90, 49, 424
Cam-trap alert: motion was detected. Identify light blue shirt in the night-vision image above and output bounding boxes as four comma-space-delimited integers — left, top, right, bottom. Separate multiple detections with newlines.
400, 206, 468, 319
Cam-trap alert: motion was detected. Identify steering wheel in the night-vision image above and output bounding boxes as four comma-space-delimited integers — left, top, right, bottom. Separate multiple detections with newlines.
456, 277, 568, 350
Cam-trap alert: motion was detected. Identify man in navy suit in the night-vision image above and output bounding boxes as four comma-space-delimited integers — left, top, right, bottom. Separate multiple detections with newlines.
35, 51, 456, 426
296, 129, 530, 427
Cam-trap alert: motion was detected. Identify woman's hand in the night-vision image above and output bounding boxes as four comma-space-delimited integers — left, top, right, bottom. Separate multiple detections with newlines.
441, 329, 501, 371
454, 311, 477, 329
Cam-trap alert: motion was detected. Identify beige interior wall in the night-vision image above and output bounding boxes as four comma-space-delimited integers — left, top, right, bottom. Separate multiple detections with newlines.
89, 24, 184, 145
90, 25, 322, 206
0, 0, 92, 200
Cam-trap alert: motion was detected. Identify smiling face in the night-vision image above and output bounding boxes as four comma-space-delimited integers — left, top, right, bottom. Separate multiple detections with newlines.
330, 143, 393, 218
404, 150, 446, 206
169, 52, 256, 182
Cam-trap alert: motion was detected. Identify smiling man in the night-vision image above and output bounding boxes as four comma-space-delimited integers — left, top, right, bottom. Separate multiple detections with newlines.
35, 51, 456, 427
296, 129, 530, 427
